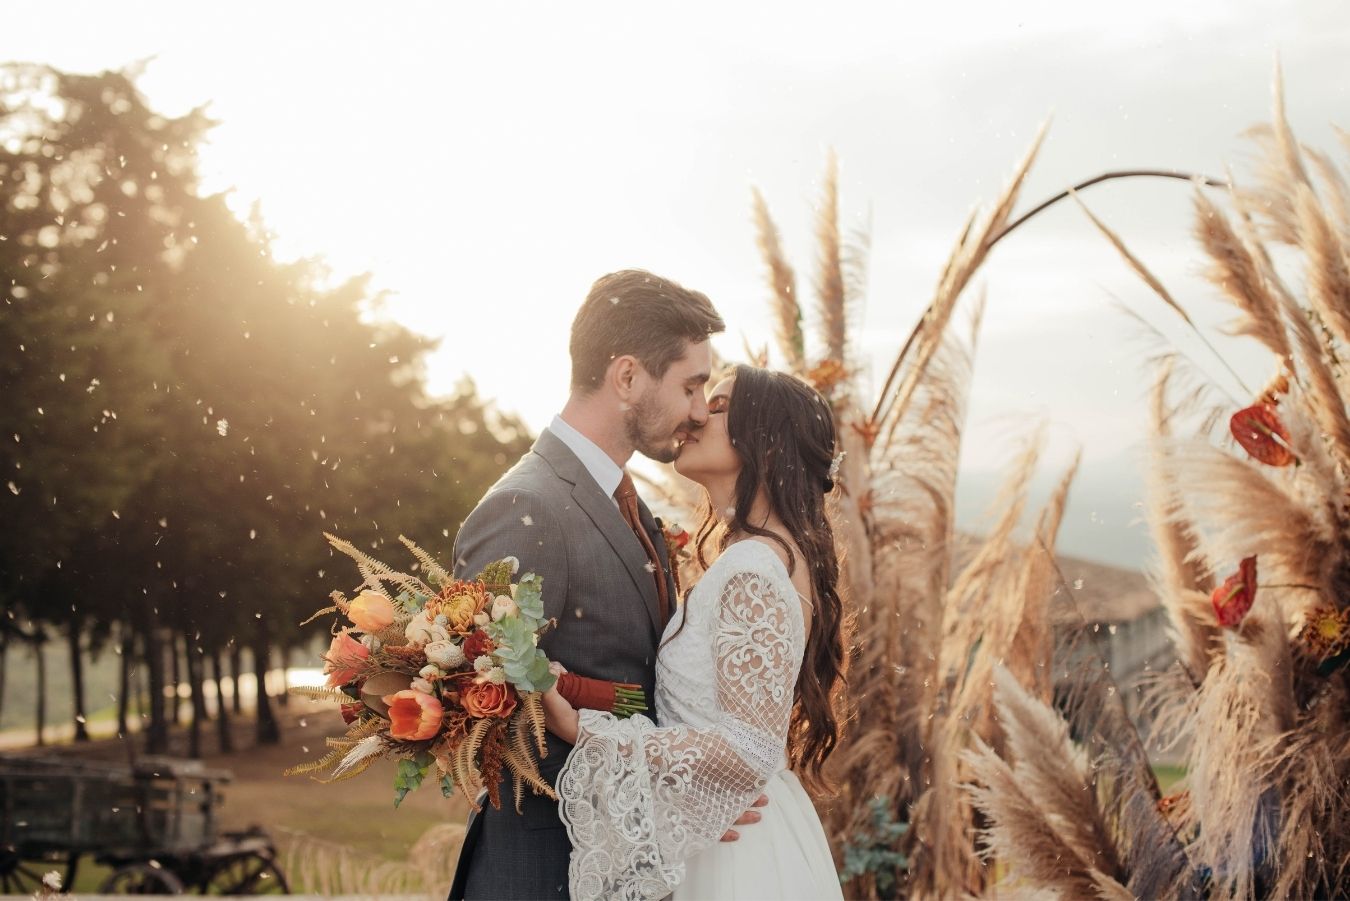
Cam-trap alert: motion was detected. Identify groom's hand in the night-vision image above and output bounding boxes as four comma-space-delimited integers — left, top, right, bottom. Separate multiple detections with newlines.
718, 794, 769, 842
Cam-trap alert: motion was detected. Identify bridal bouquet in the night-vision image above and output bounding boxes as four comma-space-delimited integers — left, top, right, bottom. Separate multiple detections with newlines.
287, 534, 568, 810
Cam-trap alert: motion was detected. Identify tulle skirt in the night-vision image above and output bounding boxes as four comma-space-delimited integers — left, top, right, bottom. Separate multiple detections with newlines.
674, 769, 843, 901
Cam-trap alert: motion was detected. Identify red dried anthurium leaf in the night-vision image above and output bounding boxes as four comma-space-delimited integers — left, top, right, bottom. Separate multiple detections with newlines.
1212, 555, 1258, 628
1230, 403, 1296, 467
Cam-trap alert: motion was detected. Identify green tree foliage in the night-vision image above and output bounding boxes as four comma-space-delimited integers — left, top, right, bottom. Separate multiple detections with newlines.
0, 63, 530, 750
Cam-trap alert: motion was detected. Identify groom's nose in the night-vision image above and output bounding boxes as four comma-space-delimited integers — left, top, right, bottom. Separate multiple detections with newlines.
689, 391, 710, 425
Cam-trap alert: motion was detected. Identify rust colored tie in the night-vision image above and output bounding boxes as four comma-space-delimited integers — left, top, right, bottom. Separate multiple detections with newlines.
615, 471, 671, 626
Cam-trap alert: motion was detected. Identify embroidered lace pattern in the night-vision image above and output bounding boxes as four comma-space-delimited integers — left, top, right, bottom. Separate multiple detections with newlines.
557, 542, 805, 900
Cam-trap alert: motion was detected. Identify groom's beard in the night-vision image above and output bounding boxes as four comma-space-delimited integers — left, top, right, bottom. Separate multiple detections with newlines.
626, 390, 684, 464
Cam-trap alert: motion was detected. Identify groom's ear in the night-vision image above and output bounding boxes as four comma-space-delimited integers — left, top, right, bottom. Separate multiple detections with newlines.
609, 354, 643, 399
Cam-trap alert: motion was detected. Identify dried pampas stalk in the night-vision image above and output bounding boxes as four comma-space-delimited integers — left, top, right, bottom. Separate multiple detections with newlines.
816, 149, 847, 363
751, 187, 805, 373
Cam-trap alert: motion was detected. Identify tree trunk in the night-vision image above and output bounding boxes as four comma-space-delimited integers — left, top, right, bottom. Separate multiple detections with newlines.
253, 624, 279, 745
68, 618, 90, 742
33, 633, 47, 748
229, 642, 243, 715
168, 633, 181, 726
144, 626, 168, 754
277, 645, 291, 708
117, 630, 132, 738
211, 645, 233, 754
0, 626, 8, 726
185, 633, 203, 759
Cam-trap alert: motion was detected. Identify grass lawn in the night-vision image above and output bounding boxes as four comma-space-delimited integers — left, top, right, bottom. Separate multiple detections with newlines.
1153, 762, 1186, 792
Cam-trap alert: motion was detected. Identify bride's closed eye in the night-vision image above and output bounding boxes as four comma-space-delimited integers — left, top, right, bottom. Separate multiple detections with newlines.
708, 395, 730, 414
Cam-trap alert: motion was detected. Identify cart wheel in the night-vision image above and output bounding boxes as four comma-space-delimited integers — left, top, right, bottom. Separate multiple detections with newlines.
99, 861, 186, 894
0, 847, 79, 894
200, 851, 290, 895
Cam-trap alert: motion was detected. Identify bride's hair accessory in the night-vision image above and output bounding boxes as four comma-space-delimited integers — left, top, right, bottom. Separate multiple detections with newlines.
828, 451, 846, 480
823, 450, 846, 491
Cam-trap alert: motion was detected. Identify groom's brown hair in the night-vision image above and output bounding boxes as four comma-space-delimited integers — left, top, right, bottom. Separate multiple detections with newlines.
569, 269, 725, 393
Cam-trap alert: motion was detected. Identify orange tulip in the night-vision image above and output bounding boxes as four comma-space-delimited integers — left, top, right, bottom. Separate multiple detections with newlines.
1212, 556, 1258, 628
323, 630, 370, 687
348, 590, 396, 633
383, 689, 444, 741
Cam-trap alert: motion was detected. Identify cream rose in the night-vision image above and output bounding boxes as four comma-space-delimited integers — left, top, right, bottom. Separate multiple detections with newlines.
424, 640, 465, 670
404, 612, 450, 645
491, 595, 518, 622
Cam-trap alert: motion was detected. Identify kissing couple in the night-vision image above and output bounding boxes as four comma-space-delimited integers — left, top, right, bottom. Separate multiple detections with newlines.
448, 270, 846, 900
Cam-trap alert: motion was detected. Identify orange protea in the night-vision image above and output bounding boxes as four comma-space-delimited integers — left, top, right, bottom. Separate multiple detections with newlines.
431, 580, 492, 635
1230, 403, 1296, 467
1298, 605, 1350, 661
1212, 556, 1258, 628
805, 358, 849, 398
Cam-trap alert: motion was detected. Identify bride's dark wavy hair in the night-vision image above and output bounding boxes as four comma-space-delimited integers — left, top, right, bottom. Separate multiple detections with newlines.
686, 364, 848, 796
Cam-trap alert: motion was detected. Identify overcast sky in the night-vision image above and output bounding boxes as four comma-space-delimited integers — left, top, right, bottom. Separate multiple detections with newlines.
5, 1, 1347, 570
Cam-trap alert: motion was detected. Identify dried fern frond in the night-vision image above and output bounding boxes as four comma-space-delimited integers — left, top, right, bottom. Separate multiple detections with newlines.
299, 605, 340, 627
287, 685, 354, 705
398, 534, 449, 585
324, 532, 431, 598
283, 747, 348, 778
521, 691, 547, 757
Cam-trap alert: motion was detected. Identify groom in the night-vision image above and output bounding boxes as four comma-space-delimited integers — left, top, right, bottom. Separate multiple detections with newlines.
449, 270, 743, 899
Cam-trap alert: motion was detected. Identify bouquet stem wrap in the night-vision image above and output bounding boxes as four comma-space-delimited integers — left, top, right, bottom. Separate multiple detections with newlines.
556, 672, 648, 718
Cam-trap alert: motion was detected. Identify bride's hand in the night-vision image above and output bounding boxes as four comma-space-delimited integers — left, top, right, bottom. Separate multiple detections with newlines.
543, 662, 579, 744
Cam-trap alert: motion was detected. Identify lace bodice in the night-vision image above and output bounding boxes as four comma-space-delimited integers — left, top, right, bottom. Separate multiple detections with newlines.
558, 540, 807, 901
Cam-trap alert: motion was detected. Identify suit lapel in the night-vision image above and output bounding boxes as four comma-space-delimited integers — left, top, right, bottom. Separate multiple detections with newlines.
643, 506, 678, 608
534, 430, 664, 636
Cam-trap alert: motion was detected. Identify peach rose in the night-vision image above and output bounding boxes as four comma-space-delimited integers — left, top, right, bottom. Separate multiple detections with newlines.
383, 689, 444, 741
461, 681, 517, 719
348, 590, 396, 633
323, 630, 370, 687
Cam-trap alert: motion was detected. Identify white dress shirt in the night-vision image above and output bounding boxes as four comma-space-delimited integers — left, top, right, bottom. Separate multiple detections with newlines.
549, 414, 623, 507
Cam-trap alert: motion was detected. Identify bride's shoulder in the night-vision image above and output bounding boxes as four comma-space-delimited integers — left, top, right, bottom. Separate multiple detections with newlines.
716, 538, 794, 588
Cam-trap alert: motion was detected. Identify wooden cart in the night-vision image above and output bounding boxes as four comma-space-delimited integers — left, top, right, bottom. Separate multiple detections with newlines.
0, 754, 289, 894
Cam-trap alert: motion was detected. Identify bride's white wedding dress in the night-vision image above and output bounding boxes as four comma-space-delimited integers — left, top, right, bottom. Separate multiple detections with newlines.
558, 540, 843, 900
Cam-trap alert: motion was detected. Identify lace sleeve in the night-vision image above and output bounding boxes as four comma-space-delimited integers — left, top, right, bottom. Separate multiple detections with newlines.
557, 562, 804, 901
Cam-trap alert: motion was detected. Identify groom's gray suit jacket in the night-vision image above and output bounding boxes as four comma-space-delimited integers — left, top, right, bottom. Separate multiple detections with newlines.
448, 428, 676, 900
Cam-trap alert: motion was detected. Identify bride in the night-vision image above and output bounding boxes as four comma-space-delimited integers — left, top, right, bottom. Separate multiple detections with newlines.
542, 364, 848, 901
